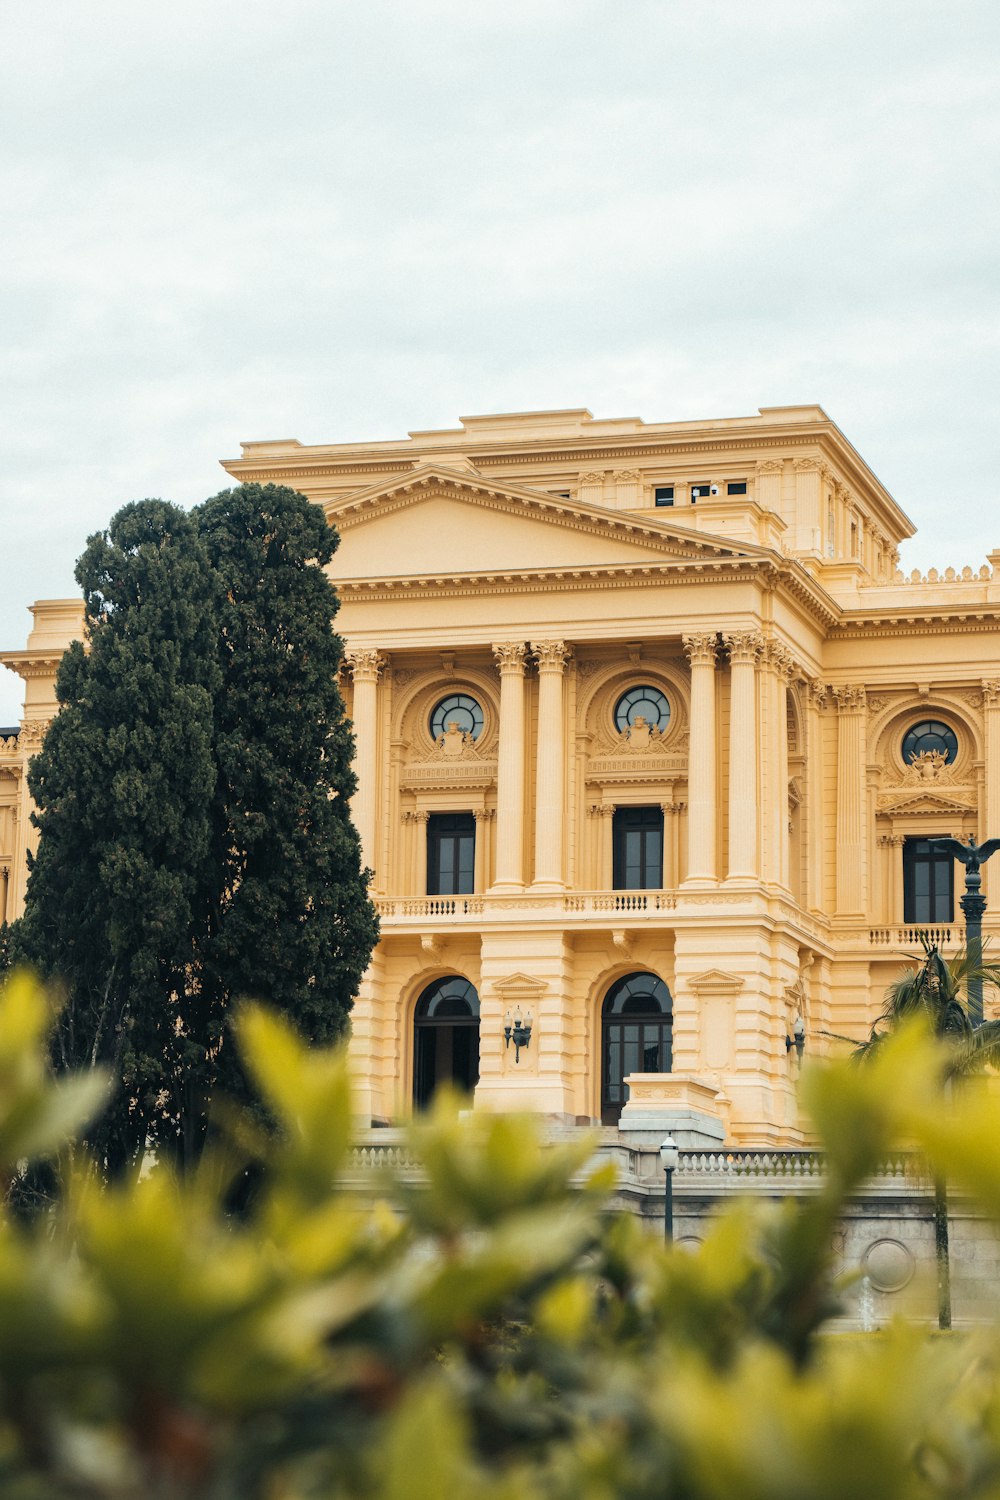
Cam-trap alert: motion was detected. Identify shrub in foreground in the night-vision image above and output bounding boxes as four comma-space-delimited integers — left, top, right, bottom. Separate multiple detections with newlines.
1, 973, 1000, 1497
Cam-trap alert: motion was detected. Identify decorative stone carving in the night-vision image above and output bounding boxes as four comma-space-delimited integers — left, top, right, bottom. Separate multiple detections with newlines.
616, 715, 665, 752
392, 668, 417, 688
756, 459, 783, 475
436, 722, 480, 758
903, 749, 951, 782
721, 630, 764, 666
862, 1238, 915, 1293
576, 659, 603, 679
492, 642, 527, 674
345, 648, 386, 684
981, 680, 1000, 707
613, 469, 641, 482
764, 640, 795, 680
866, 695, 891, 713
831, 685, 867, 712
682, 633, 718, 667
532, 640, 571, 672
18, 719, 53, 749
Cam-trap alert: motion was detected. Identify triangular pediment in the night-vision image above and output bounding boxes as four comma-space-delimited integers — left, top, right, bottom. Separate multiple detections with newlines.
877, 790, 975, 814
327, 464, 764, 582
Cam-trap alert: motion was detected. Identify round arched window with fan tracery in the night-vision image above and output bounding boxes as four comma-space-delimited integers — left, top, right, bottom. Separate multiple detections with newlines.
430, 693, 484, 742
902, 719, 958, 766
614, 685, 670, 735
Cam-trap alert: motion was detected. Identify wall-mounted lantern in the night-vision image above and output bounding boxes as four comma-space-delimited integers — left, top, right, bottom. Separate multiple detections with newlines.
785, 1014, 806, 1061
504, 1008, 532, 1063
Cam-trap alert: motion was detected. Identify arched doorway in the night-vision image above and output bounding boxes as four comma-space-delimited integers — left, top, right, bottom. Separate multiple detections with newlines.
413, 976, 481, 1110
601, 972, 673, 1124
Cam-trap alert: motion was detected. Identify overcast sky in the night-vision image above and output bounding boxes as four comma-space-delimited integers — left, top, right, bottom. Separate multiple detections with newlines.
2, 0, 999, 723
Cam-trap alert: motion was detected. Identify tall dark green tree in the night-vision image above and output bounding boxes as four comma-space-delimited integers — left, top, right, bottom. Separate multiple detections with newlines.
196, 482, 378, 1108
13, 501, 222, 1171
9, 484, 377, 1172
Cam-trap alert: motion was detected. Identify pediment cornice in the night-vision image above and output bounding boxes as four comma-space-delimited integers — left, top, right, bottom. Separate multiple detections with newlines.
326, 463, 765, 563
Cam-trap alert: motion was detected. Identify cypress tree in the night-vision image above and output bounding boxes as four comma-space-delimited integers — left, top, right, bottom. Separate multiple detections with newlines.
11, 484, 377, 1172
14, 501, 221, 1171
197, 482, 378, 1107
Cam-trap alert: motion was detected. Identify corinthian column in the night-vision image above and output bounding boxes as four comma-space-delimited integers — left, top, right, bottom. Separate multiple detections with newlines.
723, 630, 763, 881
531, 641, 571, 889
491, 642, 528, 891
345, 648, 385, 883
682, 633, 719, 886
833, 685, 867, 915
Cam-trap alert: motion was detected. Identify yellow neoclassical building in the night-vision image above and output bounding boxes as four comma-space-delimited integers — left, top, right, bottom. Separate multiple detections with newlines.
4, 403, 1000, 1148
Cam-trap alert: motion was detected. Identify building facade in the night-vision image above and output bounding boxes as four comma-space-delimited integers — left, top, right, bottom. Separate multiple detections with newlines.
4, 404, 1000, 1151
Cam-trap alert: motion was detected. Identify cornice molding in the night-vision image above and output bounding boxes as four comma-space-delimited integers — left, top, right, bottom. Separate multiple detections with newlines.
326, 467, 759, 563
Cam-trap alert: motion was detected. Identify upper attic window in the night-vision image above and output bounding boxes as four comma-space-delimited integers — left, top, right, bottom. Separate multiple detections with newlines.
654, 487, 674, 507
690, 482, 711, 501
727, 481, 747, 495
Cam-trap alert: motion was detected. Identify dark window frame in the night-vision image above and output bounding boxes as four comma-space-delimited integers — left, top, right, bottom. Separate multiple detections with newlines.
427, 812, 476, 895
601, 971, 673, 1123
654, 486, 674, 507
903, 835, 955, 924
727, 480, 748, 495
413, 976, 480, 1110
612, 805, 664, 890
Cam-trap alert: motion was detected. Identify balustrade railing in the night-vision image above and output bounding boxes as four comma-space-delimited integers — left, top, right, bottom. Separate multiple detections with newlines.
374, 890, 679, 918
869, 925, 954, 948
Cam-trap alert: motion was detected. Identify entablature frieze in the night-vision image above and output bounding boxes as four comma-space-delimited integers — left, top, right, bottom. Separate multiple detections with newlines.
337, 558, 842, 631
401, 762, 497, 790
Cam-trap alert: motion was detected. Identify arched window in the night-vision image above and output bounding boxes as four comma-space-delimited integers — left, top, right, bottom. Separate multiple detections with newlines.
430, 694, 484, 741
601, 972, 672, 1124
614, 685, 670, 735
413, 976, 480, 1110
902, 719, 958, 766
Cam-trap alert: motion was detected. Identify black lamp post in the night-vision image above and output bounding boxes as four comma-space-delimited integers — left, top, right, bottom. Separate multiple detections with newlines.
927, 836, 1000, 1026
659, 1135, 679, 1244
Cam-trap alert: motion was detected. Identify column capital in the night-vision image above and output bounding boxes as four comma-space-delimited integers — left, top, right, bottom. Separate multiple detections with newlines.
831, 685, 867, 713
531, 640, 572, 672
722, 629, 765, 666
682, 632, 719, 667
982, 679, 1000, 707
492, 641, 528, 674
474, 807, 496, 822
345, 648, 387, 684
762, 639, 796, 682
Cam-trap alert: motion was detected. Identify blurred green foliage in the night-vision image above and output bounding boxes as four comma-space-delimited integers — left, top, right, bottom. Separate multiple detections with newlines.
4, 973, 1000, 1497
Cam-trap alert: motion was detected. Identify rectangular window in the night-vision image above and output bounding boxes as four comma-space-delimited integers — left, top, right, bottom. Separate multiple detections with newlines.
654, 486, 674, 507
612, 805, 664, 890
690, 482, 710, 502
427, 812, 476, 895
903, 836, 954, 923
727, 481, 747, 495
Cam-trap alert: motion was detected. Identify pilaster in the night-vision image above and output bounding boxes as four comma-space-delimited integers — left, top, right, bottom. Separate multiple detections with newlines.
345, 649, 386, 886
722, 630, 763, 882
682, 633, 719, 887
833, 685, 868, 916
531, 641, 571, 890
491, 642, 528, 891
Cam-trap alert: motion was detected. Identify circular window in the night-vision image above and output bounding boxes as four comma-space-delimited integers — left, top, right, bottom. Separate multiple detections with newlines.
902, 719, 958, 765
614, 685, 670, 735
431, 693, 484, 741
